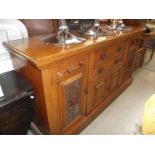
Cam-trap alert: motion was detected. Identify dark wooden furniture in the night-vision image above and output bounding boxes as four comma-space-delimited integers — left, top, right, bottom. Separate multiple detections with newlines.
143, 31, 155, 62
4, 27, 145, 134
20, 19, 59, 37
0, 71, 34, 135
123, 19, 147, 27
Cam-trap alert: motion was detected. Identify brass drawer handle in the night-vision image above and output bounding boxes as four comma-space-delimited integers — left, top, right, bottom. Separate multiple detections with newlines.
100, 53, 107, 60
97, 67, 104, 74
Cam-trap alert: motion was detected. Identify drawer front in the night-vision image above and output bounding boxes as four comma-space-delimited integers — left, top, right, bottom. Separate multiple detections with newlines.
94, 41, 126, 65
55, 54, 88, 81
92, 54, 124, 80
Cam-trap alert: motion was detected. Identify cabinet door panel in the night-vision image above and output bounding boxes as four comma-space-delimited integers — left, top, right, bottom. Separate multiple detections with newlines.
109, 67, 123, 93
61, 75, 83, 126
133, 50, 145, 71
86, 75, 109, 114
93, 78, 108, 107
123, 49, 135, 81
123, 36, 140, 81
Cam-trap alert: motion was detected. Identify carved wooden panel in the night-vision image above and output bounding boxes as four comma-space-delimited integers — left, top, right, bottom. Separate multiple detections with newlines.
58, 74, 84, 128
64, 77, 82, 125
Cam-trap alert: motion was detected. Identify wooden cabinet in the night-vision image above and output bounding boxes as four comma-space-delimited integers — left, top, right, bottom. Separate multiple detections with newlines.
4, 27, 145, 134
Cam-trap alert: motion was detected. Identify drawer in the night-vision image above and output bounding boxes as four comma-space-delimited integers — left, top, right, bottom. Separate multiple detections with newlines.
54, 55, 88, 80
92, 54, 124, 80
94, 41, 126, 65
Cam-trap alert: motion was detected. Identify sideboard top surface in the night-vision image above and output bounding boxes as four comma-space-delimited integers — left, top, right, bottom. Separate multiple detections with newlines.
4, 27, 144, 69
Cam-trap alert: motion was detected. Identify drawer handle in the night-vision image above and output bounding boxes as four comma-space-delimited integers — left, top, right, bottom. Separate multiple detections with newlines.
117, 46, 122, 52
79, 61, 84, 67
98, 67, 104, 74
66, 66, 72, 73
66, 62, 84, 73
114, 59, 121, 65
100, 53, 107, 60
57, 72, 63, 78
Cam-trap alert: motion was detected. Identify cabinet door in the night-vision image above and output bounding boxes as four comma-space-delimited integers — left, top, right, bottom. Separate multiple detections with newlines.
93, 77, 108, 106
86, 75, 109, 114
133, 50, 145, 71
123, 37, 140, 81
58, 73, 85, 129
108, 67, 123, 93
54, 54, 89, 131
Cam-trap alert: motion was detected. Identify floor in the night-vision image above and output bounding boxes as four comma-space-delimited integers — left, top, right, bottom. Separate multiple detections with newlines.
80, 50, 155, 135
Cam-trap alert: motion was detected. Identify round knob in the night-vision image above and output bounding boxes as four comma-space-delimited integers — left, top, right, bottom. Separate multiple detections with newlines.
98, 68, 104, 74
57, 72, 63, 78
100, 53, 107, 60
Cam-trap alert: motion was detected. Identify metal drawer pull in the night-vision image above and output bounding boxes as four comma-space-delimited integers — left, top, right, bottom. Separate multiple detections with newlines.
100, 53, 107, 60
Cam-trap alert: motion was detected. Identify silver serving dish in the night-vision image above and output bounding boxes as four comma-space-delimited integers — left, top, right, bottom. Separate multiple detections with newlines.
80, 27, 113, 36
42, 19, 85, 46
108, 19, 132, 31
107, 25, 133, 31
80, 20, 113, 37
42, 33, 85, 46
